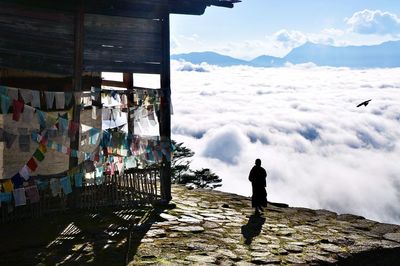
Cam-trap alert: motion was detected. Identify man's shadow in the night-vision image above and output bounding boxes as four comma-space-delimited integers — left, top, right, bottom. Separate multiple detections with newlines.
241, 214, 266, 245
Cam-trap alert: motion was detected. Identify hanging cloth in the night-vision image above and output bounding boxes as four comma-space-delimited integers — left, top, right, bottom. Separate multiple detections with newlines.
0, 94, 10, 114
89, 128, 100, 145
19, 165, 31, 181
36, 110, 47, 130
0, 85, 8, 96
27, 157, 38, 172
58, 117, 69, 136
31, 91, 41, 108
44, 91, 55, 109
13, 188, 27, 206
12, 100, 24, 121
46, 115, 58, 129
2, 179, 14, 192
92, 106, 97, 120
50, 178, 61, 197
74, 173, 83, 187
11, 173, 24, 189
0, 192, 12, 203
33, 148, 45, 162
25, 185, 40, 203
65, 92, 73, 107
4, 131, 17, 149
68, 121, 80, 141
55, 92, 65, 109
60, 176, 72, 195
20, 89, 33, 104
7, 87, 18, 102
22, 105, 35, 123
19, 134, 30, 152
35, 179, 48, 191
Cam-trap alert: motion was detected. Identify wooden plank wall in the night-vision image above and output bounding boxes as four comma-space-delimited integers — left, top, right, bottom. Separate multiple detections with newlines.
0, 3, 163, 76
83, 14, 163, 74
0, 3, 74, 75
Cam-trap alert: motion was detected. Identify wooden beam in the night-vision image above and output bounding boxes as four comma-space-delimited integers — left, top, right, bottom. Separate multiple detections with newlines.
123, 73, 134, 136
159, 14, 171, 202
0, 75, 101, 91
69, 5, 84, 171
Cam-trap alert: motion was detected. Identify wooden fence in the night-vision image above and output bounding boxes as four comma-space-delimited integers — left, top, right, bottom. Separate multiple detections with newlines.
0, 168, 160, 223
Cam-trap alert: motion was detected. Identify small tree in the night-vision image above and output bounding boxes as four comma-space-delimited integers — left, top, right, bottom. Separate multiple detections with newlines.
192, 168, 222, 189
171, 141, 222, 189
171, 140, 194, 183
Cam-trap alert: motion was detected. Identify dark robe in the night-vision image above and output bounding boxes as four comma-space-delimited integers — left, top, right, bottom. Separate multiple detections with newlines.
249, 165, 267, 208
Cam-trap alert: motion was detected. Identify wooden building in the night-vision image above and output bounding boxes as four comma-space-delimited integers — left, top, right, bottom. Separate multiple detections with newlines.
0, 0, 239, 219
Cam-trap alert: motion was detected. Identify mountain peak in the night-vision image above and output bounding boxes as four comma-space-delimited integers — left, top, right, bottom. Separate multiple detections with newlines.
171, 40, 400, 68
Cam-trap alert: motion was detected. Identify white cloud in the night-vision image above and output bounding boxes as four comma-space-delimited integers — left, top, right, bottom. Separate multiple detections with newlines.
169, 61, 400, 224
273, 29, 307, 48
171, 9, 400, 60
346, 9, 400, 35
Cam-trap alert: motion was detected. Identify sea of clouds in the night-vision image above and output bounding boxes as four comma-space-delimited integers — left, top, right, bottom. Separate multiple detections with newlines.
167, 60, 400, 224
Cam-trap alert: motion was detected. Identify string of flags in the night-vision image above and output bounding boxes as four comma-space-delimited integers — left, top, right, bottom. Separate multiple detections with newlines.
0, 84, 173, 208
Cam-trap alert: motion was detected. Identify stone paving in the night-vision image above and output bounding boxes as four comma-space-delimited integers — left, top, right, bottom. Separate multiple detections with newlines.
130, 185, 400, 265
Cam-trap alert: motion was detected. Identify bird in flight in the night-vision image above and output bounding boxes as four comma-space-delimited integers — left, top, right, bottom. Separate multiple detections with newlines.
356, 99, 372, 108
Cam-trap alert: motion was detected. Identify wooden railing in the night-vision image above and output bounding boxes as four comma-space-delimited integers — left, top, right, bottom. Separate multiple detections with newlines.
0, 168, 160, 223
79, 168, 161, 209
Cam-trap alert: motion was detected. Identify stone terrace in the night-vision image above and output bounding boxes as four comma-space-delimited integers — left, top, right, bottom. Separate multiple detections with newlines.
132, 185, 400, 265
1, 185, 400, 265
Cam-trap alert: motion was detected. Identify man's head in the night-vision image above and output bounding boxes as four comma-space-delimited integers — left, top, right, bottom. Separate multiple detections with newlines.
255, 159, 261, 166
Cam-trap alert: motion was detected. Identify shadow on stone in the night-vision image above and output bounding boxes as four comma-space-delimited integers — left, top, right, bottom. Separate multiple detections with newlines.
0, 205, 167, 266
241, 214, 266, 245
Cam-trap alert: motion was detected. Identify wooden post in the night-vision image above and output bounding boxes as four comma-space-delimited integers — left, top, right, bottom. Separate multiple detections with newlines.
69, 5, 84, 208
160, 14, 172, 202
123, 73, 134, 135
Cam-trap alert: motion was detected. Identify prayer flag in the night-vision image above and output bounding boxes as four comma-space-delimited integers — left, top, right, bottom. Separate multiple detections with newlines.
22, 105, 35, 123
74, 173, 83, 187
39, 143, 47, 154
12, 100, 24, 121
19, 134, 30, 152
0, 192, 12, 203
0, 94, 10, 114
60, 177, 72, 195
65, 92, 73, 107
36, 110, 47, 130
50, 178, 61, 197
4, 131, 17, 149
13, 188, 27, 206
31, 91, 41, 108
19, 165, 31, 181
20, 89, 33, 104
7, 87, 18, 101
0, 85, 8, 96
27, 157, 38, 171
11, 173, 24, 188
35, 179, 48, 191
25, 185, 40, 203
44, 91, 55, 109
2, 179, 14, 192
33, 149, 45, 162
55, 92, 65, 109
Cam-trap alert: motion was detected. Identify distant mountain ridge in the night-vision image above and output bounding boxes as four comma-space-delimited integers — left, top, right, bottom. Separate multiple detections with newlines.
171, 40, 400, 68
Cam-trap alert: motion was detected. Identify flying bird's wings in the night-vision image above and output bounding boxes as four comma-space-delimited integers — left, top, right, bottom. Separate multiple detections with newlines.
356, 99, 372, 107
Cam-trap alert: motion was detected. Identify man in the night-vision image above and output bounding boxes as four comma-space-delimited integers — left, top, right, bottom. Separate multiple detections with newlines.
248, 159, 267, 215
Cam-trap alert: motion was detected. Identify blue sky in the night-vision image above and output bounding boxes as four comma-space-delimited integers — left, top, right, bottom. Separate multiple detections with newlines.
170, 0, 400, 59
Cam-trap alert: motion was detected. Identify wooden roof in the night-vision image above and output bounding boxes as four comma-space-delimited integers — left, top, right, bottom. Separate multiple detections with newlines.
0, 0, 239, 76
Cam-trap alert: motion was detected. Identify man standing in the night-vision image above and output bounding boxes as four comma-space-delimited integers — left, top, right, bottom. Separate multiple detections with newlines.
248, 159, 267, 215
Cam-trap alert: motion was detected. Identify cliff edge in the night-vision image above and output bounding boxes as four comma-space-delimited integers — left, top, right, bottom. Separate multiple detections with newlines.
1, 185, 399, 265
131, 185, 400, 265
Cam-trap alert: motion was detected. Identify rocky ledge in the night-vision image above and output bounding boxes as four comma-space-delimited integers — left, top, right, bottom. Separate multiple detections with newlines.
132, 185, 400, 265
